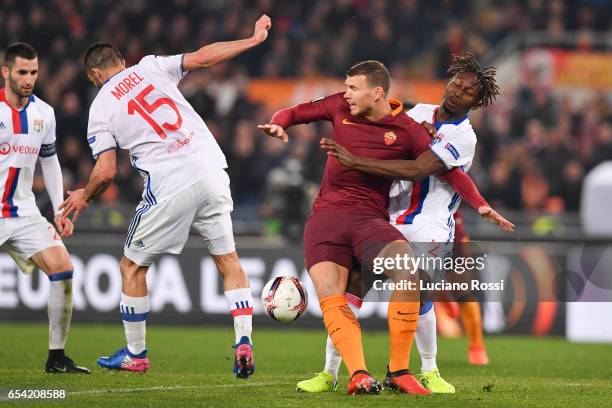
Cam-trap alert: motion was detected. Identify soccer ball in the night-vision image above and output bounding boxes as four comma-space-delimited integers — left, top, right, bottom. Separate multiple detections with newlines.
261, 276, 308, 323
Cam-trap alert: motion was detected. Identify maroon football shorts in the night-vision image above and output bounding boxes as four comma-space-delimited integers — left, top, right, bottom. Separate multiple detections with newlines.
303, 209, 406, 271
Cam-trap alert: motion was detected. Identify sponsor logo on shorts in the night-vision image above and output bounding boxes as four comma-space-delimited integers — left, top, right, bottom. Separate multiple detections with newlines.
342, 118, 357, 125
134, 240, 145, 248
87, 135, 96, 145
0, 121, 6, 129
384, 131, 397, 146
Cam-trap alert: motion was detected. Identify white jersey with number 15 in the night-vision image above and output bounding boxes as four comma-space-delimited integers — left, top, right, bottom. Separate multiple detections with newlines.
86, 54, 227, 205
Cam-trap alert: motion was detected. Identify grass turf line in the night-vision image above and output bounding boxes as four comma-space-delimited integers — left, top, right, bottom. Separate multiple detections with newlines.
1, 323, 611, 407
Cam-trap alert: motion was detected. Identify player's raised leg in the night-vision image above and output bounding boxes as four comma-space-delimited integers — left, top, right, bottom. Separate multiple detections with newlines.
97, 256, 151, 372
191, 170, 255, 378
31, 245, 90, 374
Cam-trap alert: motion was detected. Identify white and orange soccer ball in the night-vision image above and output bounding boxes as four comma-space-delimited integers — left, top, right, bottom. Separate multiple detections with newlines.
261, 276, 308, 323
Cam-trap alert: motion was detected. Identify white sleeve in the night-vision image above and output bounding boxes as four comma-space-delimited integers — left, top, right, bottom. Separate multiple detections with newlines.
87, 106, 118, 159
141, 54, 187, 85
430, 129, 476, 169
39, 110, 57, 158
39, 154, 64, 216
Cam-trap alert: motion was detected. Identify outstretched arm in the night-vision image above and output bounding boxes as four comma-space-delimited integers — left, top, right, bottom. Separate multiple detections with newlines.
258, 94, 342, 142
59, 149, 117, 223
182, 15, 271, 71
439, 169, 514, 231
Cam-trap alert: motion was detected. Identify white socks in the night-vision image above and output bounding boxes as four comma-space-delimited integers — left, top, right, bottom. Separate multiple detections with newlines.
324, 334, 343, 380
225, 288, 253, 343
415, 305, 438, 372
120, 293, 150, 356
324, 293, 362, 380
48, 272, 73, 350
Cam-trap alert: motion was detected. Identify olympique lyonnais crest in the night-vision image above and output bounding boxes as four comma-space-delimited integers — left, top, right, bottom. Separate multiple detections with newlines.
384, 131, 397, 145
33, 119, 44, 133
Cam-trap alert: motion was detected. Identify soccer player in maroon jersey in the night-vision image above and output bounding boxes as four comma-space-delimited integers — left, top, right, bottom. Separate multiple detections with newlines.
258, 60, 511, 395
319, 52, 504, 369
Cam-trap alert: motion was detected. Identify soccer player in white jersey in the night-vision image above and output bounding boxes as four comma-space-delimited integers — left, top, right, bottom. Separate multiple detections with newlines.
59, 15, 272, 377
0, 43, 89, 373
303, 53, 504, 393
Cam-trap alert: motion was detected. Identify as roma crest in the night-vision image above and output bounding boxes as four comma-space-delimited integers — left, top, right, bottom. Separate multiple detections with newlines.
384, 131, 397, 146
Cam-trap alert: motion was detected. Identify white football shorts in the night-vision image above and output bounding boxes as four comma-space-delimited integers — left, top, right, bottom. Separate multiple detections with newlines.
0, 214, 65, 273
124, 169, 236, 266
393, 219, 455, 248
393, 220, 454, 279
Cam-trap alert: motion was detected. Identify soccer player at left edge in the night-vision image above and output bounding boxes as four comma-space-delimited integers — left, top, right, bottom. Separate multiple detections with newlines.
60, 16, 271, 377
0, 43, 89, 373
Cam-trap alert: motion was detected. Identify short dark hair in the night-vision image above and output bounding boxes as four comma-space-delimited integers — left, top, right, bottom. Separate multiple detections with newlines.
83, 43, 123, 70
447, 52, 500, 108
346, 60, 391, 94
3, 42, 37, 68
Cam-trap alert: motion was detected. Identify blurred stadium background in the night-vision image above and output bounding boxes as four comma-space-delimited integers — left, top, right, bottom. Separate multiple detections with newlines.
2, 0, 612, 340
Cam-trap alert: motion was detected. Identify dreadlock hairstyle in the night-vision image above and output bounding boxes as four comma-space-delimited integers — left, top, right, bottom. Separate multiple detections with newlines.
447, 52, 500, 108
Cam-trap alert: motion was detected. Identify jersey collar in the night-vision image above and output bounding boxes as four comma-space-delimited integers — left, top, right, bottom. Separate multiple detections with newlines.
432, 106, 467, 130
349, 99, 405, 123
102, 68, 126, 87
0, 88, 35, 111
389, 99, 404, 116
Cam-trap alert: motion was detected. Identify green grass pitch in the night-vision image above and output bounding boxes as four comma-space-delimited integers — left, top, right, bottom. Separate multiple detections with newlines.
1, 323, 611, 407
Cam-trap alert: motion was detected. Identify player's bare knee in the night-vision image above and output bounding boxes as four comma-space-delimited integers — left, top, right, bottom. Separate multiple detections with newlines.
120, 257, 145, 279
309, 262, 348, 298
119, 256, 133, 273
377, 240, 417, 281
34, 247, 73, 275
56, 248, 73, 271
310, 278, 337, 298
212, 252, 243, 275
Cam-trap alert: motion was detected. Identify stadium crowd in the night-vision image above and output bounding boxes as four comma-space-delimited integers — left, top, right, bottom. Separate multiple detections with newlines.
1, 0, 611, 236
